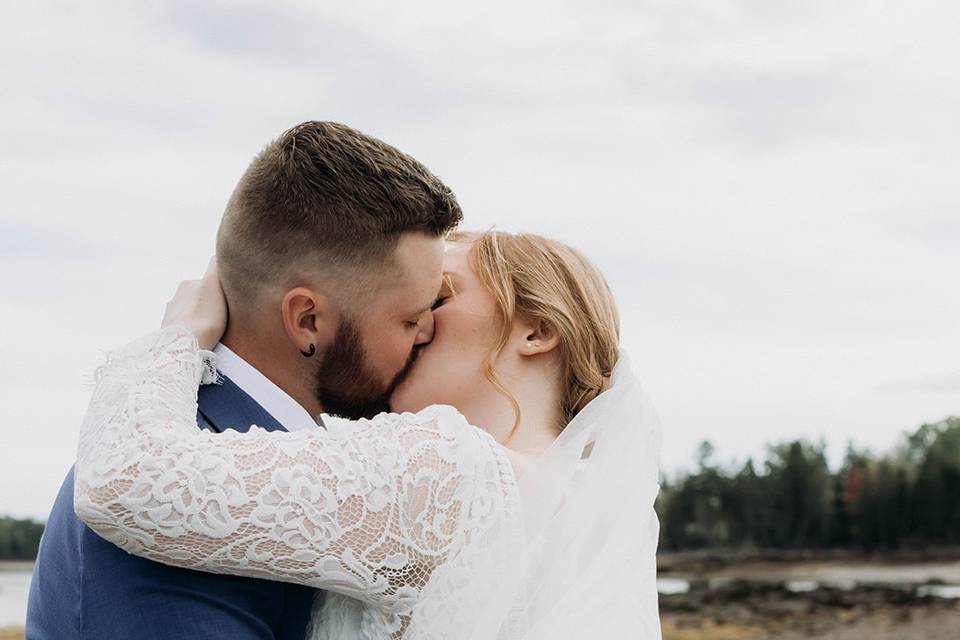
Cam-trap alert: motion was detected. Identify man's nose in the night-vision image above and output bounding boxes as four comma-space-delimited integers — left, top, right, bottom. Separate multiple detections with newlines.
415, 310, 435, 345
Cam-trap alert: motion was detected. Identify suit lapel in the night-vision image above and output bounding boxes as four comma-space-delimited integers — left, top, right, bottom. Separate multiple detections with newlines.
196, 374, 288, 434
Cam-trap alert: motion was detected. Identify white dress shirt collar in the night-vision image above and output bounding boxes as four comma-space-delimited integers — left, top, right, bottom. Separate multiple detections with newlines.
212, 343, 320, 432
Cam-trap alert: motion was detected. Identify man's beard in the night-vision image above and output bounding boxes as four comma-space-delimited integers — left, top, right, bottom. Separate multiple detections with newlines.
312, 317, 419, 420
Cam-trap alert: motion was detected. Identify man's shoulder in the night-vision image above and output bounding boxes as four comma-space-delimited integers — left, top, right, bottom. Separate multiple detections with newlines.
197, 374, 287, 434
28, 458, 315, 638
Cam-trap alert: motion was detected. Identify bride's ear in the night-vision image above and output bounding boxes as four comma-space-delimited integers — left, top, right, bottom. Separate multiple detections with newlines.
516, 318, 560, 358
280, 287, 339, 358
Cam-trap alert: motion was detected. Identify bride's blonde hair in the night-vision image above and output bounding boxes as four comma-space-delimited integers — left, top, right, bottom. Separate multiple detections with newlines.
449, 230, 620, 437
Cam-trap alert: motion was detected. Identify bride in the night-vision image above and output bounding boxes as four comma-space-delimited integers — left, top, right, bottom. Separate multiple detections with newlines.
73, 230, 662, 639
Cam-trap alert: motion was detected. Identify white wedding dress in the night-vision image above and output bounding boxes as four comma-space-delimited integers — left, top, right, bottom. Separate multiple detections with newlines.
74, 326, 662, 639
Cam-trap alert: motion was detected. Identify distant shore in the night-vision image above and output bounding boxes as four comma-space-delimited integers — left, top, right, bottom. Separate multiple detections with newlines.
0, 562, 32, 573
658, 547, 960, 574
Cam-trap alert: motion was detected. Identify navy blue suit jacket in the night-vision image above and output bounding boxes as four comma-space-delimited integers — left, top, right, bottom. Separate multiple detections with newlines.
26, 375, 319, 639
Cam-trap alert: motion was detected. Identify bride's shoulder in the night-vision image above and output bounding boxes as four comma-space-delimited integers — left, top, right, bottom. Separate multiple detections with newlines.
374, 405, 508, 465
327, 405, 490, 445
345, 404, 474, 435
399, 404, 470, 428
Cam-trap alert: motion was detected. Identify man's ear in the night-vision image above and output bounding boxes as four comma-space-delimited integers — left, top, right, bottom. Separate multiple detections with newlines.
280, 287, 339, 357
516, 318, 560, 358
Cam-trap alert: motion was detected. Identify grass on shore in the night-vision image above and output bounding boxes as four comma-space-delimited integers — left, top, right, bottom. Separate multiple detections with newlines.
663, 619, 763, 640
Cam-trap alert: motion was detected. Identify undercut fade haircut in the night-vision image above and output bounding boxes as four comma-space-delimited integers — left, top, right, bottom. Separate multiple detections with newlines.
216, 121, 462, 313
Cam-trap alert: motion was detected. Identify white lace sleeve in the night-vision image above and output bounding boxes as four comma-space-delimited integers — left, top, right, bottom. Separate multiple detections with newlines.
74, 326, 518, 622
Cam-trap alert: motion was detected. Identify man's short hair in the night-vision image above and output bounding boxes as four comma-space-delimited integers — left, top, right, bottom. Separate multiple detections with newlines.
216, 121, 462, 312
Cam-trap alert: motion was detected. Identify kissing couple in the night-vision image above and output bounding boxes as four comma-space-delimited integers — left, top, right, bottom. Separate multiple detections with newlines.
27, 122, 662, 639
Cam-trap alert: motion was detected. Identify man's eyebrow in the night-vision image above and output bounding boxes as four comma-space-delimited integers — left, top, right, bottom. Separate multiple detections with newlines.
409, 274, 456, 316
410, 299, 435, 316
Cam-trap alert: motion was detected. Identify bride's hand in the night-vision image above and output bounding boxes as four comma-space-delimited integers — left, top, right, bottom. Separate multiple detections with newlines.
161, 258, 228, 350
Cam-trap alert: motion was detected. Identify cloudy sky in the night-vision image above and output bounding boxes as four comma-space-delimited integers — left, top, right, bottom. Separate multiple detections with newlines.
2, 0, 958, 519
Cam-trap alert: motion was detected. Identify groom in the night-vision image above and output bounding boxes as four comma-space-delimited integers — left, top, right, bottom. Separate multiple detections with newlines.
26, 122, 462, 639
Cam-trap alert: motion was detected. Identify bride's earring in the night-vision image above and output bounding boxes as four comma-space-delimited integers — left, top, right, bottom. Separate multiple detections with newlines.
300, 344, 316, 357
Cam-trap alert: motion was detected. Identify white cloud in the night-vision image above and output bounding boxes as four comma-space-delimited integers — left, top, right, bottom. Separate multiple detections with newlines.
877, 372, 960, 396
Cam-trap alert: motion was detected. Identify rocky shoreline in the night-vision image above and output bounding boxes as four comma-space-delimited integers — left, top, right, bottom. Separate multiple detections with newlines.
660, 566, 960, 639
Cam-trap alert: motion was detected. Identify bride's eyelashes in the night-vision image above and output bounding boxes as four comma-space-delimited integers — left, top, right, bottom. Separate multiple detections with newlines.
431, 275, 457, 312
406, 299, 445, 327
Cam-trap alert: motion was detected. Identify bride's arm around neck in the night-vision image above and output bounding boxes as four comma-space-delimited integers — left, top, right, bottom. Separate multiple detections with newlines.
73, 325, 521, 625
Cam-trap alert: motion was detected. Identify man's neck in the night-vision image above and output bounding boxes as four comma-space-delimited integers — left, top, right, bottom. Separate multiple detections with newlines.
221, 325, 324, 417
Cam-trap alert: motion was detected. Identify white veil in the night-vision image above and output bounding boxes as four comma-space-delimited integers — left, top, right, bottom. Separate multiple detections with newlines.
470, 350, 663, 639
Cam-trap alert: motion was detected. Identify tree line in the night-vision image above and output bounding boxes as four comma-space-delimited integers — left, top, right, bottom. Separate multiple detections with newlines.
657, 416, 960, 551
0, 517, 44, 560
3, 417, 959, 560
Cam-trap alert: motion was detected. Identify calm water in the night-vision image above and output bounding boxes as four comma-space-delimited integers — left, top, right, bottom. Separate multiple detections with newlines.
661, 560, 960, 597
0, 565, 696, 627
0, 564, 32, 628
0, 566, 729, 627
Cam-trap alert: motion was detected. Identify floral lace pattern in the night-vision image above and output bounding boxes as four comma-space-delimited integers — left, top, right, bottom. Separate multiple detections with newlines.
74, 326, 520, 639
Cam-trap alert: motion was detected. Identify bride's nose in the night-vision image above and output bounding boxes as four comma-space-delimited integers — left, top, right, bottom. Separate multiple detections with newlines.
414, 311, 435, 346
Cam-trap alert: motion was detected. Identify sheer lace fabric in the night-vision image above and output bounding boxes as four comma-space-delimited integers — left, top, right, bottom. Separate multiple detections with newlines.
74, 326, 521, 639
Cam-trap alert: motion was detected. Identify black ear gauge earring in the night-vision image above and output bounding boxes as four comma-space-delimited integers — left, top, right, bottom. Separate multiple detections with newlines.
300, 344, 316, 357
